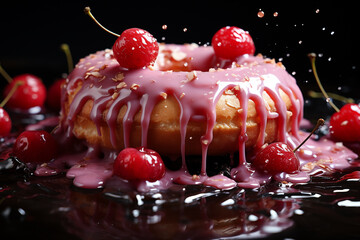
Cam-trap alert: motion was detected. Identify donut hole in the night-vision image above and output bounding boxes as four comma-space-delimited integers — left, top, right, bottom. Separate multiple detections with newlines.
154, 44, 217, 72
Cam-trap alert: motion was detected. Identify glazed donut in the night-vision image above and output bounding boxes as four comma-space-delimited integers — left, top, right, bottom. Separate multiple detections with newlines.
59, 44, 303, 159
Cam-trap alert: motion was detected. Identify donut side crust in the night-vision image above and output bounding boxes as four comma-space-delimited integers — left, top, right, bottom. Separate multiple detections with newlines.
63, 82, 294, 156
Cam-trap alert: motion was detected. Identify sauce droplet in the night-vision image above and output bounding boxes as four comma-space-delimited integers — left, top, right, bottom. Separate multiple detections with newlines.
257, 10, 265, 18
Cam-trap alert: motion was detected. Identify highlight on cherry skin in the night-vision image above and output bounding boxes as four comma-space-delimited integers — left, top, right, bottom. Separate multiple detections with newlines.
113, 147, 165, 182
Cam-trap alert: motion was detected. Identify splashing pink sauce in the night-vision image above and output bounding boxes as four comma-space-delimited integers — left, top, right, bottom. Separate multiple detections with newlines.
36, 44, 358, 191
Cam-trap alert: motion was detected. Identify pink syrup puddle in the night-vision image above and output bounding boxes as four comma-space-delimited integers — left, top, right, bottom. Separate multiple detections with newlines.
66, 159, 113, 189
203, 174, 237, 190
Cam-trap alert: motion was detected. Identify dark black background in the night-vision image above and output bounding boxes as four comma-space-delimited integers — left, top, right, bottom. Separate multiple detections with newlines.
1, 2, 360, 239
1, 1, 359, 100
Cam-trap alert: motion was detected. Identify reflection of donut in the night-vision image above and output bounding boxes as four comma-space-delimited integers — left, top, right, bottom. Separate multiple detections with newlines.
59, 44, 303, 158
66, 187, 298, 239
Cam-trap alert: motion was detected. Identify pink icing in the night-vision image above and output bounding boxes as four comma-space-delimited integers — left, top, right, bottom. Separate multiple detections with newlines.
39, 44, 357, 191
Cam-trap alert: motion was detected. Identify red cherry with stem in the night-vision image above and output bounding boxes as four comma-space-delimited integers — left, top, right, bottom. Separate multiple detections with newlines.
329, 104, 360, 142
253, 119, 324, 174
46, 44, 72, 110
0, 68, 47, 110
212, 26, 255, 60
12, 130, 57, 163
84, 7, 159, 69
0, 81, 23, 137
308, 53, 360, 142
4, 74, 47, 110
253, 142, 300, 174
113, 147, 165, 182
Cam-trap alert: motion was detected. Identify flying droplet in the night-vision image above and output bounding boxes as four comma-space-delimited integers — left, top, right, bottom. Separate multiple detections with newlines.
183, 28, 188, 32
273, 12, 278, 17
257, 10, 265, 18
162, 25, 168, 30
315, 9, 320, 13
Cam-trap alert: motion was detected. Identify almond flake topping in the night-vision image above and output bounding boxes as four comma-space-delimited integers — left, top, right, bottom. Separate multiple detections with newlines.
130, 83, 140, 91
160, 92, 168, 100
192, 175, 200, 181
99, 64, 108, 70
264, 58, 276, 64
224, 89, 234, 95
85, 71, 103, 80
202, 139, 209, 145
187, 71, 197, 82
112, 92, 119, 99
171, 50, 187, 61
112, 73, 124, 82
116, 82, 127, 89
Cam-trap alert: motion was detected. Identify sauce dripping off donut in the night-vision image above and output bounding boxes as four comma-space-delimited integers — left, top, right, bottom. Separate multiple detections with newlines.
57, 45, 304, 188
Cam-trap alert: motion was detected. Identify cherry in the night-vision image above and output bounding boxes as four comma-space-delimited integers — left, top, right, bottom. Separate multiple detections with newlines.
0, 108, 11, 137
112, 28, 159, 69
0, 81, 23, 137
3, 74, 46, 110
113, 147, 165, 182
329, 103, 360, 142
12, 130, 57, 163
308, 53, 360, 143
46, 44, 72, 111
212, 26, 255, 60
84, 7, 159, 69
252, 142, 300, 174
252, 119, 324, 175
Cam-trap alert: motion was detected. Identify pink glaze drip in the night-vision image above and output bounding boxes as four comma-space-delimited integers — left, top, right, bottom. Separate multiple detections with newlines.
50, 44, 357, 191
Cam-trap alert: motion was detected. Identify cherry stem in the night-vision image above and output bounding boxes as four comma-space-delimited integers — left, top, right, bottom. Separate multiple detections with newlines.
308, 90, 354, 104
60, 43, 74, 73
308, 53, 340, 112
293, 118, 325, 153
84, 7, 120, 38
0, 64, 13, 84
0, 81, 23, 108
